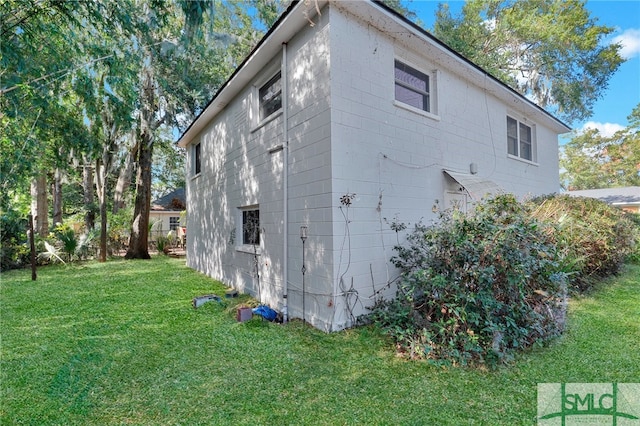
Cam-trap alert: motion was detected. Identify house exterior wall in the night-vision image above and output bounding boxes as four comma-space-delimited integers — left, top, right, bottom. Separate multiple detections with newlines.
184, 1, 565, 332
149, 211, 182, 239
285, 10, 334, 329
185, 8, 335, 328
326, 5, 561, 329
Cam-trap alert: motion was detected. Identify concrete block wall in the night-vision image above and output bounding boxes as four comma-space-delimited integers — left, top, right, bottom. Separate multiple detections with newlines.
187, 87, 286, 302
185, 1, 563, 332
284, 9, 336, 330
186, 6, 337, 330
326, 4, 561, 329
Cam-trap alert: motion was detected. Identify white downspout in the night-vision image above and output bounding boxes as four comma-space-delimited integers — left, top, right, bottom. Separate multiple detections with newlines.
282, 42, 289, 323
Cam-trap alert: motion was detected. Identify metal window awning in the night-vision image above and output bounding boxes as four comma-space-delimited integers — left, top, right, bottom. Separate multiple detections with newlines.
443, 170, 502, 200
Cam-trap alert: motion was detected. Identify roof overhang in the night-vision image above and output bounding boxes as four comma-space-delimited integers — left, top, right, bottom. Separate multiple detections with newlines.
358, 1, 570, 135
443, 169, 502, 200
178, 0, 570, 148
177, 1, 327, 148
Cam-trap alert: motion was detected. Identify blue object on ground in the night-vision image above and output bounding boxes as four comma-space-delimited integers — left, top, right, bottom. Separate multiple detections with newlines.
252, 305, 278, 321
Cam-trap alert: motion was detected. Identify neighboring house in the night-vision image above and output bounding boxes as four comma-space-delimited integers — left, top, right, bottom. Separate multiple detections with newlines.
567, 187, 640, 213
178, 1, 570, 331
150, 188, 185, 241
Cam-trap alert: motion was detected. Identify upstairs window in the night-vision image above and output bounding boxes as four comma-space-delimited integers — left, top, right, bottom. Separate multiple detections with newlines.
395, 60, 430, 113
193, 142, 201, 176
507, 117, 533, 161
259, 71, 282, 121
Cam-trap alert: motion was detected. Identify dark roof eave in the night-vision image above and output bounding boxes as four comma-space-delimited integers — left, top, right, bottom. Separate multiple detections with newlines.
176, 1, 301, 148
177, 0, 570, 148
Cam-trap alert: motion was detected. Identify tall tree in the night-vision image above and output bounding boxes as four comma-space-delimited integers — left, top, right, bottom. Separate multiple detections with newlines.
30, 175, 48, 236
381, 0, 419, 23
81, 157, 96, 232
561, 104, 640, 190
1, 1, 78, 211
2, 0, 273, 259
152, 136, 186, 200
125, 1, 258, 259
1, 0, 131, 218
432, 0, 624, 124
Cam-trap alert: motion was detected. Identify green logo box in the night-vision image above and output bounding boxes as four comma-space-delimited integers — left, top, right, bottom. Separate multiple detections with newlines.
538, 383, 640, 425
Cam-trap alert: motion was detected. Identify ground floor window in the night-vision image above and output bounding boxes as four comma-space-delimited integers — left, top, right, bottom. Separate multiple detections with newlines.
241, 207, 260, 245
169, 216, 180, 231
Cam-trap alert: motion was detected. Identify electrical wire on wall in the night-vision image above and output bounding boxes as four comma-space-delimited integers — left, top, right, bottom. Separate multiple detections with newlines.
376, 154, 390, 289
336, 192, 360, 325
375, 152, 441, 294
374, 150, 441, 281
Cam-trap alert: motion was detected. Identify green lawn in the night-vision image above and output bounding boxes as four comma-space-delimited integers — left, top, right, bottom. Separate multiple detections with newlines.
1, 258, 639, 425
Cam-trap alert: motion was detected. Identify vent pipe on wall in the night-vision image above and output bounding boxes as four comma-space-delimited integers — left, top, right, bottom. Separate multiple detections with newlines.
282, 42, 289, 323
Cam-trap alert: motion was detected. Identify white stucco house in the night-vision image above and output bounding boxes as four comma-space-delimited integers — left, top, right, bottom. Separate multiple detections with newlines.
149, 188, 185, 242
567, 187, 640, 213
177, 0, 570, 331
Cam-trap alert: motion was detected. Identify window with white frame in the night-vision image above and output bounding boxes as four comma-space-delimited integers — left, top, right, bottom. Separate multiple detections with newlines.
169, 217, 180, 231
259, 71, 281, 121
240, 207, 260, 246
395, 60, 430, 113
192, 142, 201, 176
507, 116, 534, 161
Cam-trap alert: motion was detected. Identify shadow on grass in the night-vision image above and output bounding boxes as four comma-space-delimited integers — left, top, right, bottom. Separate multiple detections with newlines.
2, 259, 638, 425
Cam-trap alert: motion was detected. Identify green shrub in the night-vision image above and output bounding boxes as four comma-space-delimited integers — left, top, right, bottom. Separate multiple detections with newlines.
369, 194, 567, 366
107, 208, 132, 253
1, 209, 29, 271
621, 212, 640, 264
528, 194, 639, 292
156, 235, 169, 254
53, 223, 78, 262
76, 230, 98, 260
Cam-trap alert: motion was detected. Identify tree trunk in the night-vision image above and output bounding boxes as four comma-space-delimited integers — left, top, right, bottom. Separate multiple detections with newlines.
52, 168, 63, 225
95, 101, 118, 262
125, 62, 156, 260
95, 158, 109, 262
82, 159, 96, 232
125, 135, 153, 259
113, 149, 134, 214
99, 182, 108, 262
30, 174, 49, 236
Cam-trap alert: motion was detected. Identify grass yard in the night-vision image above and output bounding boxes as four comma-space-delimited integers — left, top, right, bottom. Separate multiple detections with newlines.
1, 258, 639, 425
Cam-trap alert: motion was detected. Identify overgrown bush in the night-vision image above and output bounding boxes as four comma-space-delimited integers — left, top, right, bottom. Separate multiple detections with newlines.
369, 195, 567, 366
1, 209, 29, 271
528, 194, 639, 292
626, 213, 640, 264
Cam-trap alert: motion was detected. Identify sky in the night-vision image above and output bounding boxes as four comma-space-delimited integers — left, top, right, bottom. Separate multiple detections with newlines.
407, 0, 640, 136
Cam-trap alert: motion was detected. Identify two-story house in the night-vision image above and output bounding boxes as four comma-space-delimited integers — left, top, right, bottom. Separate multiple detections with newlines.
177, 0, 570, 331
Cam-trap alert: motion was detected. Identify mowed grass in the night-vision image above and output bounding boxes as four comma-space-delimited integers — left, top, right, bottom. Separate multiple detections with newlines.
1, 258, 638, 425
